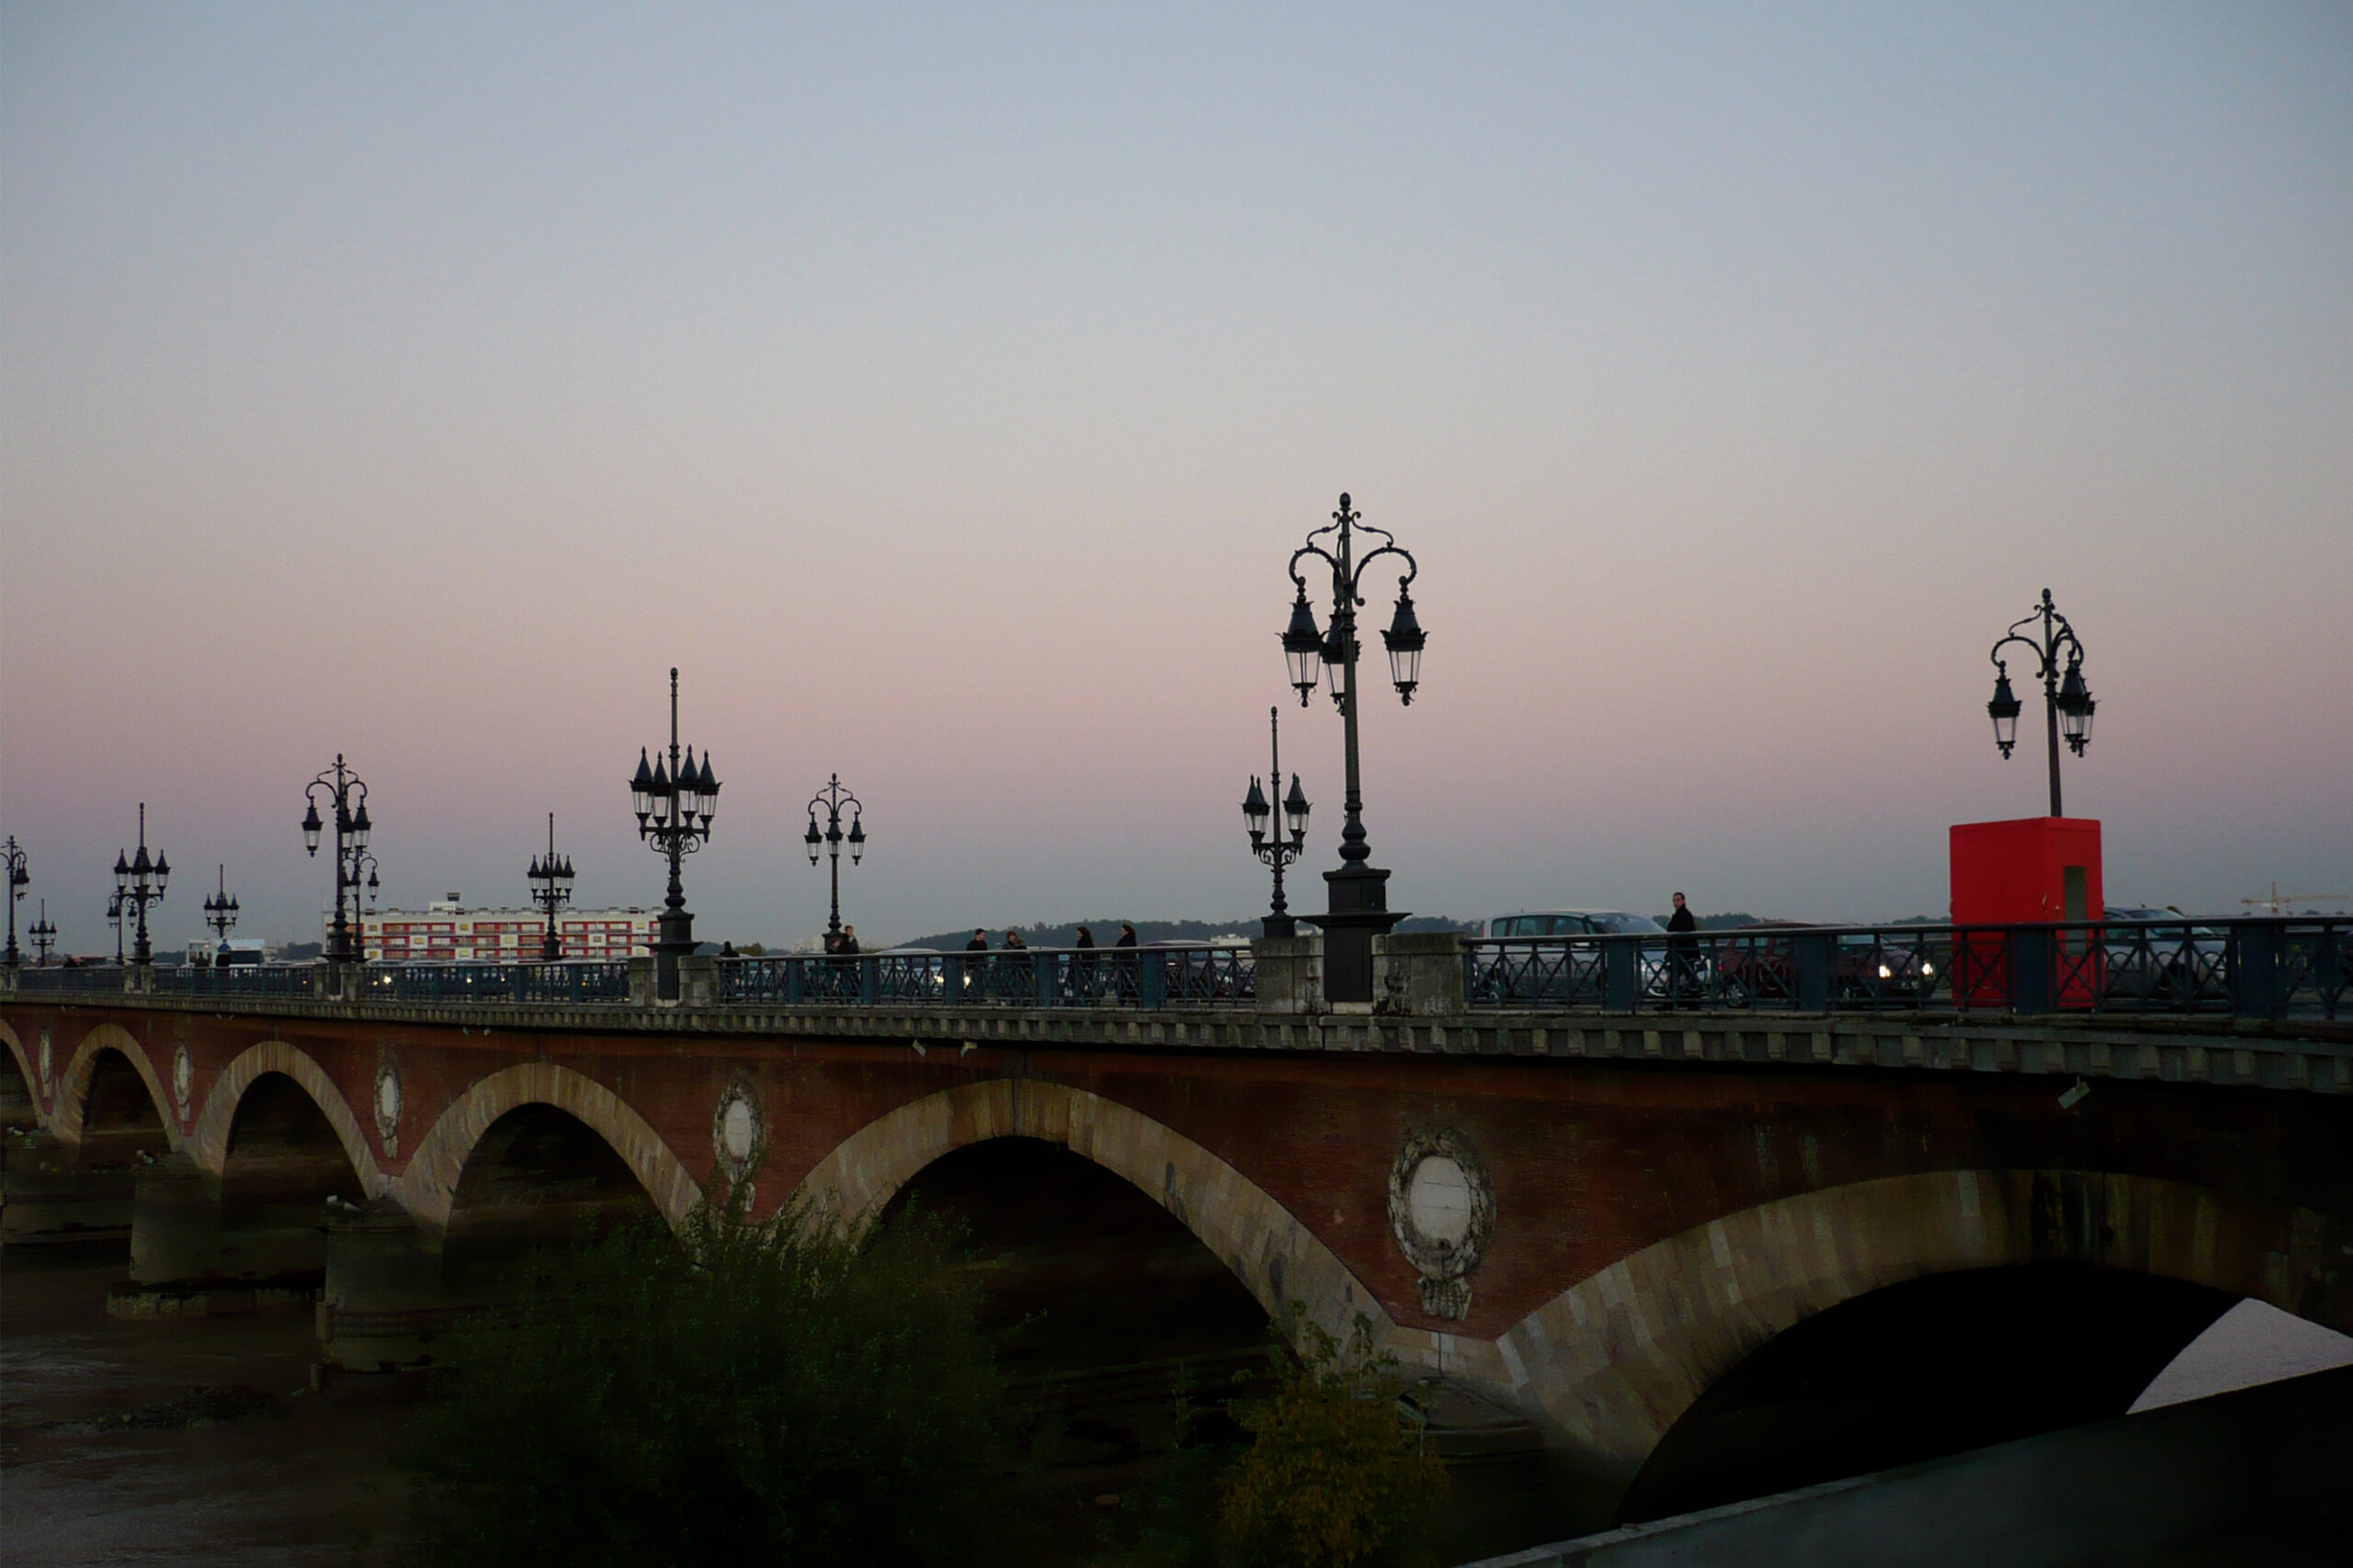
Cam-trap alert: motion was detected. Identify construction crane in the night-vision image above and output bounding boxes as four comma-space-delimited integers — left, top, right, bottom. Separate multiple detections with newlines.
2239, 882, 2348, 915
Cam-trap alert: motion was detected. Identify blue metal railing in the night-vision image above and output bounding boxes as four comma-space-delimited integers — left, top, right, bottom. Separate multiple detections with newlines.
718, 946, 1256, 1008
1461, 917, 2347, 1020
360, 961, 631, 1004
2, 923, 2337, 1021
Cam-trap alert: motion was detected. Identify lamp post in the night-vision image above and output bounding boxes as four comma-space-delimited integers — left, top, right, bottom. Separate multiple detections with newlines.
112, 803, 170, 966
802, 775, 866, 948
629, 668, 719, 1001
302, 756, 375, 963
529, 813, 575, 960
1279, 493, 1427, 1002
2, 835, 26, 968
202, 865, 239, 965
29, 901, 56, 966
1985, 588, 2097, 818
1241, 707, 1312, 939
107, 890, 126, 963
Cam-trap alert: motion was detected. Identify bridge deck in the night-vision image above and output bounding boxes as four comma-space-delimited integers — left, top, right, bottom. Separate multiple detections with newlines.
6, 986, 2345, 1096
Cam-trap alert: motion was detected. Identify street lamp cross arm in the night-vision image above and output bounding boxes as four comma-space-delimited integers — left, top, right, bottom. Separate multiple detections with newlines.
1987, 630, 2052, 678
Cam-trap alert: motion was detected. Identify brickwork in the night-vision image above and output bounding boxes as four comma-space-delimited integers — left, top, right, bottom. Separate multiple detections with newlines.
5, 996, 2348, 1502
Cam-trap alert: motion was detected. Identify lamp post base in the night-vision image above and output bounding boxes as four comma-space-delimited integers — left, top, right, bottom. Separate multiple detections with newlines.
1261, 912, 1299, 940
654, 910, 695, 1002
1312, 864, 1405, 1005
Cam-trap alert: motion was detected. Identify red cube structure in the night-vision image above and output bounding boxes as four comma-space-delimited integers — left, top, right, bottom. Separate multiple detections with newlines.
1950, 817, 2103, 926
1950, 817, 2103, 1006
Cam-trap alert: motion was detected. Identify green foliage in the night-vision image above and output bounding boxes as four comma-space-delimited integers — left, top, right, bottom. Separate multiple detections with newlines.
1217, 1312, 1449, 1568
398, 1193, 1031, 1568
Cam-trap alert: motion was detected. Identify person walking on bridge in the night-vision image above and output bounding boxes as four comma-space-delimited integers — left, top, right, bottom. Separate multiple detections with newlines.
1667, 892, 1699, 999
963, 929, 989, 1000
1115, 921, 1141, 1002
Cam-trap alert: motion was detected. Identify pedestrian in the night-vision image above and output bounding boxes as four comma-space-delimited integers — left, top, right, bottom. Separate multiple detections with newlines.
1001, 928, 1026, 950
1115, 921, 1141, 1002
965, 929, 989, 951
1073, 924, 1097, 999
1667, 892, 1699, 997
839, 924, 860, 956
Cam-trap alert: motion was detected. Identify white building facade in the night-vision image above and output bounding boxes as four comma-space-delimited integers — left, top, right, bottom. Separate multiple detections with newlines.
358, 896, 659, 963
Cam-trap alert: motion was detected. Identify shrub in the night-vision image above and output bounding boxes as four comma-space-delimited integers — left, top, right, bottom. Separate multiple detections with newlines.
1217, 1312, 1449, 1568
400, 1193, 1030, 1568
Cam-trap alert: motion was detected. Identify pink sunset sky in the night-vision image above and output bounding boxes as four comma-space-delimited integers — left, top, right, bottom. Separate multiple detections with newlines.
4, 5, 2348, 953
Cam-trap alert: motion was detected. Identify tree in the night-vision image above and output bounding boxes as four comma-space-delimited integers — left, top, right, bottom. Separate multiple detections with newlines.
400, 1193, 1033, 1568
1217, 1312, 1449, 1568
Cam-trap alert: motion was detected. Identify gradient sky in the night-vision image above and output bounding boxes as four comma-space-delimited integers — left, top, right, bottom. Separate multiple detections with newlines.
4, 3, 2348, 953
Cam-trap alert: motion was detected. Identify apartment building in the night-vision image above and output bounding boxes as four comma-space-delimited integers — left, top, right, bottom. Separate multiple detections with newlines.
358, 895, 658, 963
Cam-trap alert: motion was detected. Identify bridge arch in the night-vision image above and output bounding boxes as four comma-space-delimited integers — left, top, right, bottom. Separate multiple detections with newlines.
402, 1062, 699, 1232
793, 1077, 1392, 1345
0, 1020, 37, 1127
1495, 1166, 2338, 1494
49, 1022, 177, 1153
187, 1040, 387, 1198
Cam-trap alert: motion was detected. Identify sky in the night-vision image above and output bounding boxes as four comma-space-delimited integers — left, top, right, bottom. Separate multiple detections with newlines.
3, 3, 2348, 953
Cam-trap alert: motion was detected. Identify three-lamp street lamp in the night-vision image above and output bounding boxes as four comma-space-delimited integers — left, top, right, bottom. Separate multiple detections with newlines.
203, 865, 240, 965
803, 775, 866, 948
2, 835, 27, 968
28, 900, 56, 966
529, 812, 575, 960
1241, 707, 1312, 939
1278, 492, 1427, 1002
302, 756, 378, 964
1986, 588, 2097, 817
630, 668, 720, 1001
112, 804, 170, 966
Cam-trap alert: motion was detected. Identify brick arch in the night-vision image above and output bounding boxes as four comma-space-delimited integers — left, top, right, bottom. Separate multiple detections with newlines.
401, 1062, 699, 1233
1493, 1167, 2336, 1494
49, 1021, 177, 1152
185, 1040, 387, 1198
792, 1077, 1392, 1346
0, 1019, 36, 1116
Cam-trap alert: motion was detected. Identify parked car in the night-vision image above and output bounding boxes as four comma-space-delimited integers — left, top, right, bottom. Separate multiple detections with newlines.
2101, 906, 2225, 1005
1473, 909, 1701, 1003
1714, 922, 1941, 1006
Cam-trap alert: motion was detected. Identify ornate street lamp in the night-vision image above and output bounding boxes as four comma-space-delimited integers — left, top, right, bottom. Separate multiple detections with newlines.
1242, 707, 1312, 938
630, 667, 719, 1000
202, 865, 240, 965
2, 835, 27, 968
303, 756, 377, 963
112, 803, 170, 966
28, 900, 56, 966
1986, 588, 2097, 817
529, 812, 575, 960
802, 774, 866, 949
1279, 493, 1427, 1002
107, 889, 126, 963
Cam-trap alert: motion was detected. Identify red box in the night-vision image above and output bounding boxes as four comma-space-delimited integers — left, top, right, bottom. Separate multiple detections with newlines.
1950, 817, 2103, 925
1950, 818, 2104, 1006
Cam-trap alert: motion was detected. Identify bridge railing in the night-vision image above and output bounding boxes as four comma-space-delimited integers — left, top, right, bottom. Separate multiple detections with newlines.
147, 964, 320, 999
1461, 917, 2347, 1020
6, 963, 323, 998
717, 945, 1256, 1008
4, 924, 2336, 1022
357, 960, 632, 1005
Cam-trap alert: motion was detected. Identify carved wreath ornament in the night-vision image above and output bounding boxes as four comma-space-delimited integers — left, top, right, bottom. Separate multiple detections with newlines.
711, 1080, 766, 1188
1387, 1127, 1495, 1321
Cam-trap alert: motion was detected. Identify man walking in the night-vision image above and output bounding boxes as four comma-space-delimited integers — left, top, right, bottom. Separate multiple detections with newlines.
1667, 892, 1699, 999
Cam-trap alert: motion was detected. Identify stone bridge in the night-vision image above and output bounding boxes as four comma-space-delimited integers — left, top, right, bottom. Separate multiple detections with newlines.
4, 954, 2347, 1517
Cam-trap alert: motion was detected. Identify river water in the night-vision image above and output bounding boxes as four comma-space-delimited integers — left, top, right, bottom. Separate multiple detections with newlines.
6, 1237, 2349, 1566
